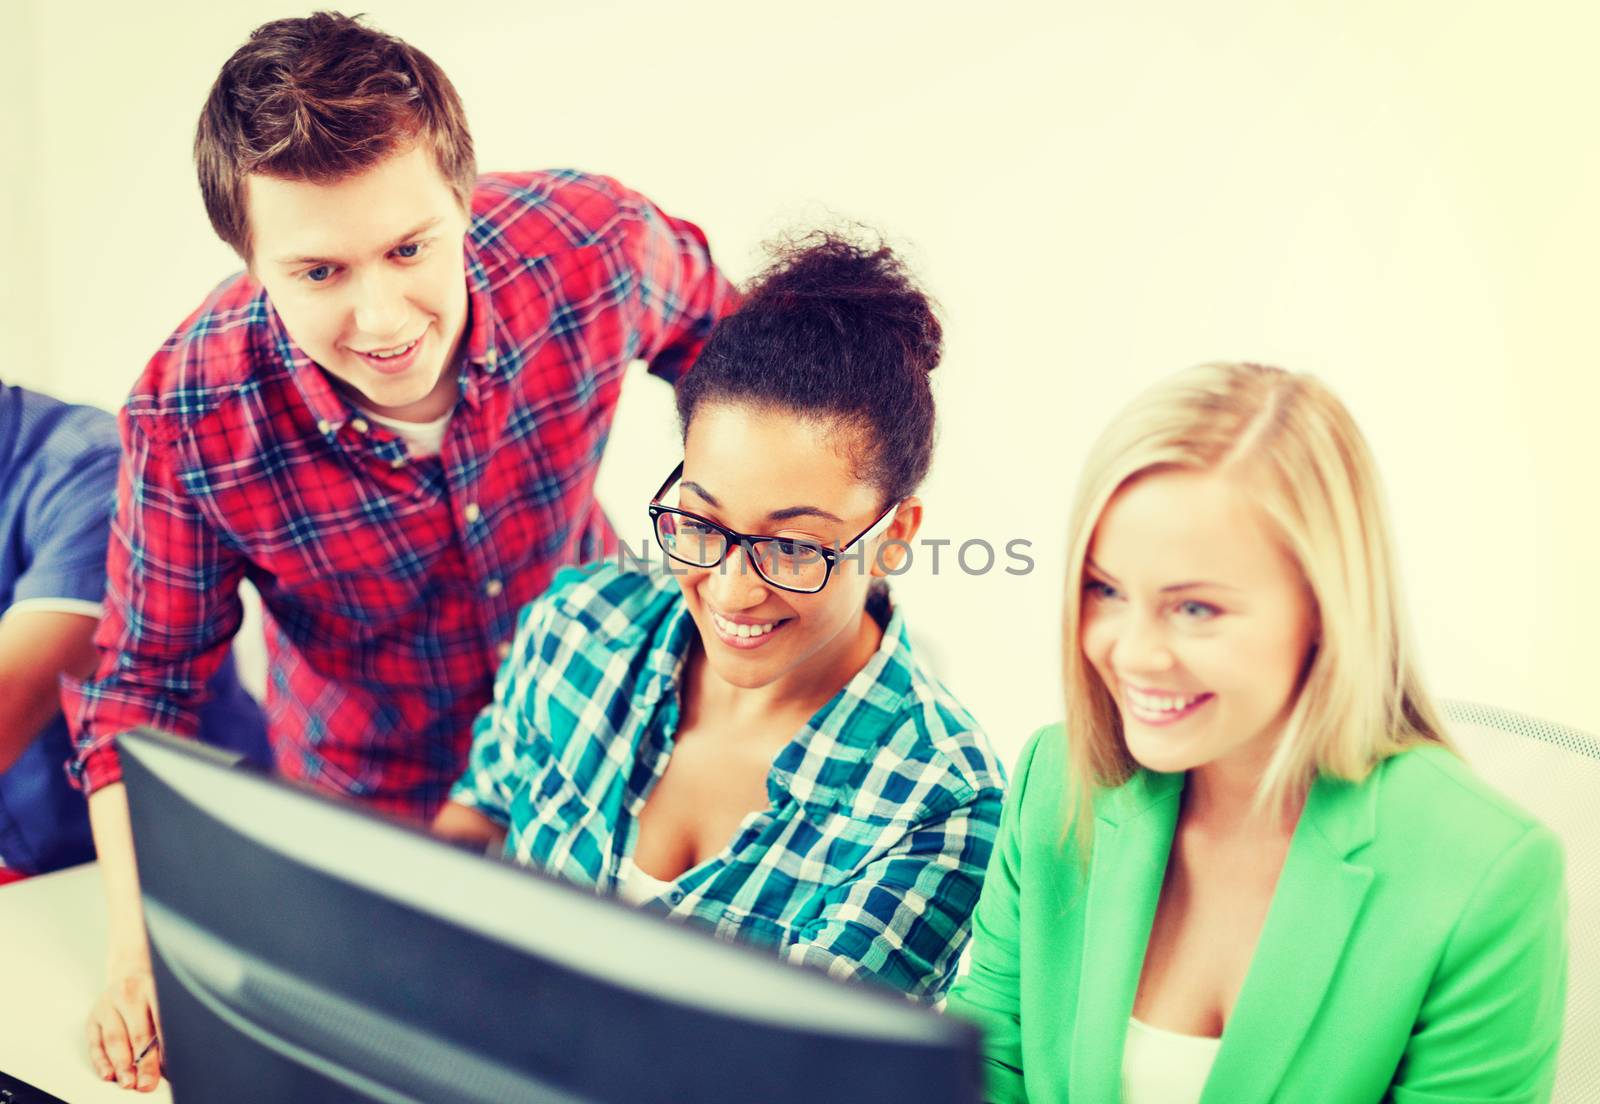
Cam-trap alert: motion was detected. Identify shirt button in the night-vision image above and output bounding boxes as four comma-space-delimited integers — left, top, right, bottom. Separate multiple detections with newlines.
463, 503, 482, 524
668, 889, 685, 905
316, 419, 333, 435
390, 455, 407, 469
352, 417, 370, 434
485, 578, 504, 598
497, 641, 512, 661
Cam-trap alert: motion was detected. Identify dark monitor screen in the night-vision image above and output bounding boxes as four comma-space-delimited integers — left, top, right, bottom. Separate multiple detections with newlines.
118, 729, 983, 1103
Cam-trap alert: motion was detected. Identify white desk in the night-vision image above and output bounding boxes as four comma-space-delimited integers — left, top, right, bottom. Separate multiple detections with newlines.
0, 864, 172, 1104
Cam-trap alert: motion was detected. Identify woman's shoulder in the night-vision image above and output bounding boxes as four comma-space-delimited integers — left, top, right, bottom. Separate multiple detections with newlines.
515, 559, 685, 651
1364, 743, 1561, 873
999, 722, 1172, 824
806, 676, 1004, 834
868, 657, 1009, 806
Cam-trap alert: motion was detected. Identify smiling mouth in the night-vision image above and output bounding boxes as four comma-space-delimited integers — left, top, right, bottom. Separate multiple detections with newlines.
347, 330, 428, 378
355, 337, 420, 360
709, 609, 790, 649
1121, 685, 1214, 726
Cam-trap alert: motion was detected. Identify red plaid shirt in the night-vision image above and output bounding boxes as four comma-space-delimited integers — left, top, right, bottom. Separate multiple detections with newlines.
64, 171, 733, 819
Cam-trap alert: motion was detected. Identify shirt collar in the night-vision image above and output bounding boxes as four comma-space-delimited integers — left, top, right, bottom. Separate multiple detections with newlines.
459, 237, 503, 381
265, 298, 351, 435
624, 578, 918, 813
771, 585, 917, 811
1098, 757, 1383, 860
561, 565, 924, 812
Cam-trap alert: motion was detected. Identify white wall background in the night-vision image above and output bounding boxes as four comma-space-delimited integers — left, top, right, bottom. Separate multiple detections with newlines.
3, 0, 1596, 765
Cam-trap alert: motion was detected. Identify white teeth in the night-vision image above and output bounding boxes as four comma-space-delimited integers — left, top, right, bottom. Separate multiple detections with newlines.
712, 611, 777, 639
1125, 686, 1204, 713
366, 340, 416, 359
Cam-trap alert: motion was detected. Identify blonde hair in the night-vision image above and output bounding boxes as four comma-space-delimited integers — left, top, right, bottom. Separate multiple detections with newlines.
1061, 363, 1446, 852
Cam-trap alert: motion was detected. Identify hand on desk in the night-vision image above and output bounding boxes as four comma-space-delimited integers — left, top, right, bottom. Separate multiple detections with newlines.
432, 800, 508, 854
87, 947, 163, 1092
84, 782, 166, 1092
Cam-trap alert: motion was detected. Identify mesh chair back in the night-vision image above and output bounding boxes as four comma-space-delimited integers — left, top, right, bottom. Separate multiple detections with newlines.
1442, 699, 1600, 1104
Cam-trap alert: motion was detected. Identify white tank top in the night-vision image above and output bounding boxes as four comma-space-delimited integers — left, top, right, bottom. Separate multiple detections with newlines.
1120, 1016, 1221, 1104
615, 856, 676, 906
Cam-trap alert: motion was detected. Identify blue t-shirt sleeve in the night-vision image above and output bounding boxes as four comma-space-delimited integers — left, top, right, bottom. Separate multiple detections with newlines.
10, 434, 119, 608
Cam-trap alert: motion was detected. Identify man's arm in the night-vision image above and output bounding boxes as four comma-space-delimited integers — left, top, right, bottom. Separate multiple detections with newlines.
62, 414, 249, 788
61, 415, 248, 1093
2, 411, 119, 772
84, 783, 163, 1091
617, 183, 738, 383
0, 608, 100, 773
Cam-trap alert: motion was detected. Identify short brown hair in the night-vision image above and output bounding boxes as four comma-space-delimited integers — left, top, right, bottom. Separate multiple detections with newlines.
196, 11, 476, 258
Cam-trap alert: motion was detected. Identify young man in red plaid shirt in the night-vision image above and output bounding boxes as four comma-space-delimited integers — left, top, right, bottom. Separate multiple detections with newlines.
63, 13, 733, 1090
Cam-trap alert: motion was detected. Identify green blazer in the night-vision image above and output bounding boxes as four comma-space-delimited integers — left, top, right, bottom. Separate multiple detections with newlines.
946, 724, 1567, 1103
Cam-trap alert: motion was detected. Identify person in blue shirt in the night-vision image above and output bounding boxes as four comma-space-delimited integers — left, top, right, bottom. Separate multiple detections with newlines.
435, 232, 1006, 1000
0, 380, 269, 880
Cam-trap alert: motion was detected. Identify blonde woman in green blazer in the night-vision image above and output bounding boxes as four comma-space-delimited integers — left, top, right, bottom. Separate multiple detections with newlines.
947, 363, 1566, 1104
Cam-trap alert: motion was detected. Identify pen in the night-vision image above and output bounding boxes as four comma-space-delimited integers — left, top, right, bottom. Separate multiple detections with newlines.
134, 1035, 160, 1063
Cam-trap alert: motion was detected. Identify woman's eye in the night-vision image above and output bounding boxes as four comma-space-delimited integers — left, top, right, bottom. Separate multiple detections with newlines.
772, 539, 825, 562
1175, 600, 1220, 620
1084, 579, 1119, 601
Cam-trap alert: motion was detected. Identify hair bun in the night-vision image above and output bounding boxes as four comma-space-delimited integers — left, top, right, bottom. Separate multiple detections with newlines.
676, 226, 941, 502
749, 228, 943, 378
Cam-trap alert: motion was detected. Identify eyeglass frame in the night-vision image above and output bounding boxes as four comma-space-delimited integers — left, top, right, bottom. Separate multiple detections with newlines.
646, 461, 901, 594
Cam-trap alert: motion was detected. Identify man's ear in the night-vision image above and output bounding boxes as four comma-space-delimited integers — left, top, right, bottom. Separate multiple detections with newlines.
870, 496, 922, 577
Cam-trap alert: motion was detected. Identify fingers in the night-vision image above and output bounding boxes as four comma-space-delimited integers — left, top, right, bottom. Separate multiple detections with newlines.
89, 994, 136, 1087
130, 1025, 162, 1092
114, 980, 161, 1093
88, 974, 165, 1091
86, 1017, 116, 1082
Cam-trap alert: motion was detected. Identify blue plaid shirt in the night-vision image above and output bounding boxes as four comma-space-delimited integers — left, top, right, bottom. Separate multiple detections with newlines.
450, 560, 1006, 1000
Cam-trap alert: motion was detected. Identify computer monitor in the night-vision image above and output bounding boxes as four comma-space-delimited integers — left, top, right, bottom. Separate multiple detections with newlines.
118, 729, 984, 1103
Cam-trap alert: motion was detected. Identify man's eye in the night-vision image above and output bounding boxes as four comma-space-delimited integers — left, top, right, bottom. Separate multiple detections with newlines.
305, 265, 334, 283
395, 242, 422, 259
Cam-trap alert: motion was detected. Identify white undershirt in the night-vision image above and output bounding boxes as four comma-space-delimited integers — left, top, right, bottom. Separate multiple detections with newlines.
1121, 1016, 1221, 1104
615, 857, 676, 906
359, 406, 453, 458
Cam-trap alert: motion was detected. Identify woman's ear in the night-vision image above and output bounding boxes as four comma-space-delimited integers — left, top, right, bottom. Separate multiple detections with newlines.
870, 496, 923, 577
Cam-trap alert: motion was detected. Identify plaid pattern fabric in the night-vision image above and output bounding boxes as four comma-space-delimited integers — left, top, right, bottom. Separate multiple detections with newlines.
63, 172, 733, 818
451, 560, 1007, 1000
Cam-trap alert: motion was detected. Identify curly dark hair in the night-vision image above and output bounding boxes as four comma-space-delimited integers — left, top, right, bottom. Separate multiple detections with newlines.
676, 230, 942, 504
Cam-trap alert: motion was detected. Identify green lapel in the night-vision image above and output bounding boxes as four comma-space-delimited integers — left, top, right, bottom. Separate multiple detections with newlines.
1200, 770, 1379, 1103
1069, 769, 1185, 1100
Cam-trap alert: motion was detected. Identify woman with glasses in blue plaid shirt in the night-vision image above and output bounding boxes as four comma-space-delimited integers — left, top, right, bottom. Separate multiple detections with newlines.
433, 231, 1007, 1000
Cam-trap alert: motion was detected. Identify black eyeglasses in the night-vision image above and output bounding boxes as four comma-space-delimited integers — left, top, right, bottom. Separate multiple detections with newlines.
647, 462, 898, 595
